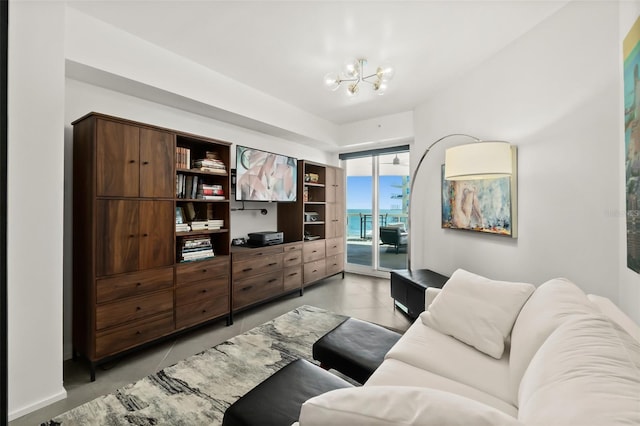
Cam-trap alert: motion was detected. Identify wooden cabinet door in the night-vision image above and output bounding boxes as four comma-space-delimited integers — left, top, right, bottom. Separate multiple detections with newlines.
96, 119, 140, 197
325, 167, 344, 238
96, 199, 139, 276
139, 128, 174, 198
139, 201, 174, 270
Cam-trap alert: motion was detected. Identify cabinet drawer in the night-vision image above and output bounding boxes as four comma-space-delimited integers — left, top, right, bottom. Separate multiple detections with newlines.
176, 295, 229, 330
283, 249, 302, 267
176, 275, 229, 307
176, 256, 229, 286
232, 246, 282, 262
325, 237, 344, 257
232, 253, 284, 280
96, 267, 174, 304
283, 243, 302, 252
233, 270, 283, 309
326, 253, 344, 276
303, 240, 326, 262
96, 289, 173, 331
303, 259, 326, 285
283, 266, 302, 291
95, 311, 174, 358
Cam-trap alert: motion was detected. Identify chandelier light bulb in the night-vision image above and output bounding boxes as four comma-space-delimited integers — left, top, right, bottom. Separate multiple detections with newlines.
323, 72, 341, 91
376, 64, 395, 82
347, 83, 360, 97
374, 80, 387, 95
343, 58, 360, 79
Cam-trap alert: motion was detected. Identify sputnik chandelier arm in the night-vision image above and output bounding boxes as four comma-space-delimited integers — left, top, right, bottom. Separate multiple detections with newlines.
324, 58, 395, 97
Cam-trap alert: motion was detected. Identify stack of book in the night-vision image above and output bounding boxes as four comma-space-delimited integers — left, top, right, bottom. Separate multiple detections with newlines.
176, 147, 191, 170
192, 151, 227, 174
197, 184, 225, 200
180, 236, 214, 262
208, 219, 224, 230
190, 220, 209, 231
176, 223, 191, 233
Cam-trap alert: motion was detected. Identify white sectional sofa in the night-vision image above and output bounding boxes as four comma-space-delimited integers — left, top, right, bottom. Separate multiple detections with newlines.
298, 269, 640, 425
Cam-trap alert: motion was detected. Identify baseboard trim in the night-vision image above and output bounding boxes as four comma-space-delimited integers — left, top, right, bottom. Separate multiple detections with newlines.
8, 388, 67, 422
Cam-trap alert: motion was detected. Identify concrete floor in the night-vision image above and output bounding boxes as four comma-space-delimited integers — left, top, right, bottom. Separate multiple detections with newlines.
10, 272, 411, 425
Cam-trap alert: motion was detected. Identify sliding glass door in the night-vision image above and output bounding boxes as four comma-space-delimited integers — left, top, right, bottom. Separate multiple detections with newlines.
343, 149, 409, 274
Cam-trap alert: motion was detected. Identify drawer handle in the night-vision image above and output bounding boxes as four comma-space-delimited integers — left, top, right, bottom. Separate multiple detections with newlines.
142, 161, 149, 165
129, 234, 135, 238
136, 330, 141, 335
201, 289, 207, 294
268, 278, 278, 283
135, 282, 141, 287
242, 285, 253, 291
287, 272, 298, 277
242, 267, 253, 272
332, 245, 337, 248
202, 309, 207, 314
312, 269, 318, 273
142, 233, 149, 237
288, 258, 297, 262
129, 160, 135, 164
312, 250, 317, 253
202, 269, 208, 273
136, 306, 141, 311
268, 262, 277, 266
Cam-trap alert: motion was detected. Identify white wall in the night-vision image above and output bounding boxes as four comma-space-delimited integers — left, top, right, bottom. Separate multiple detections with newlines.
617, 1, 640, 323
412, 1, 630, 315
8, 1, 67, 420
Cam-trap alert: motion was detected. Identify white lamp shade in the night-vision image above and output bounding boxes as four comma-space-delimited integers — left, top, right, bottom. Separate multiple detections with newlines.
444, 142, 514, 180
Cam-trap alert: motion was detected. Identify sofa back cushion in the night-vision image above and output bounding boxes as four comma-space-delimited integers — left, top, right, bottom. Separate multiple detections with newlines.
508, 278, 597, 404
587, 293, 640, 342
518, 314, 640, 425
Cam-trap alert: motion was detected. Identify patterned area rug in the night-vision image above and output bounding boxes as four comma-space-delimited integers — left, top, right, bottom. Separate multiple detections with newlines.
43, 305, 348, 425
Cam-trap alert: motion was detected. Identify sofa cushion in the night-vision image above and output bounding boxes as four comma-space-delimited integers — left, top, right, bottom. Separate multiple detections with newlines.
299, 386, 523, 426
420, 269, 535, 359
508, 278, 597, 404
518, 314, 640, 425
365, 358, 518, 417
385, 318, 512, 404
587, 293, 640, 342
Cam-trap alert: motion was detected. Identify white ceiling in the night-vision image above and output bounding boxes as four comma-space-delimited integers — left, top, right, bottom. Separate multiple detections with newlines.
68, 0, 569, 126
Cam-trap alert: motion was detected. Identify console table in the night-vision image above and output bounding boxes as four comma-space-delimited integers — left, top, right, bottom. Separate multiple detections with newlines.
390, 269, 449, 319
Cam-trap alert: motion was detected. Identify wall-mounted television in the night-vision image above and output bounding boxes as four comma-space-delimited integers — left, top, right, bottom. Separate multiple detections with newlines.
235, 145, 297, 202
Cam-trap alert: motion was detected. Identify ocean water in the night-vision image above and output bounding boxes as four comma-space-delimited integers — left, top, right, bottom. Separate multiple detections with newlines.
346, 209, 406, 239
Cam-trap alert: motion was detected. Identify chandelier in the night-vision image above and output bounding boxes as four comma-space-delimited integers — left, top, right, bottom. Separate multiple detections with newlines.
323, 58, 395, 97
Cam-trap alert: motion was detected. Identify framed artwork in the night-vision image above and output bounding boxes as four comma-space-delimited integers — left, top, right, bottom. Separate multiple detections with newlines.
441, 165, 517, 238
624, 15, 640, 273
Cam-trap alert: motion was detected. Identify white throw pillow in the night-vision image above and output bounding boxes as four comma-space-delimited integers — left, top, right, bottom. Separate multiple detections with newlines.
420, 269, 535, 359
299, 386, 523, 426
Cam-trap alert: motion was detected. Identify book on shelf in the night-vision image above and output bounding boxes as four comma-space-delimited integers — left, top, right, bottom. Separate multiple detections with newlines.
179, 236, 214, 262
184, 202, 197, 222
176, 223, 191, 232
176, 147, 191, 170
197, 195, 225, 200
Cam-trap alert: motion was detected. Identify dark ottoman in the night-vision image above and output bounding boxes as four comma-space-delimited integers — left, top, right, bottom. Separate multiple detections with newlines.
312, 317, 402, 384
222, 358, 353, 426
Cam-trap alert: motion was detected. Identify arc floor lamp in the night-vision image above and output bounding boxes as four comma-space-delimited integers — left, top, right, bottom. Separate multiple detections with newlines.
407, 134, 515, 271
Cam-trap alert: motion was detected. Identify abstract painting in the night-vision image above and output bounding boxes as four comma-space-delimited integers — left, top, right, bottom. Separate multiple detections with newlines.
442, 166, 517, 237
625, 15, 640, 273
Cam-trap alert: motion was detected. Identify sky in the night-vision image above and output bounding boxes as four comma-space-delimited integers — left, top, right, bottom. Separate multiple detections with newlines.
346, 175, 407, 211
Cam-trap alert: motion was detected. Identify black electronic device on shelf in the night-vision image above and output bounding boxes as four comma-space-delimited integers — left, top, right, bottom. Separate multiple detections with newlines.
247, 231, 284, 246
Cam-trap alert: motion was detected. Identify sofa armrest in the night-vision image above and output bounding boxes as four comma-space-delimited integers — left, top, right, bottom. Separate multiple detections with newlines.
425, 287, 442, 310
